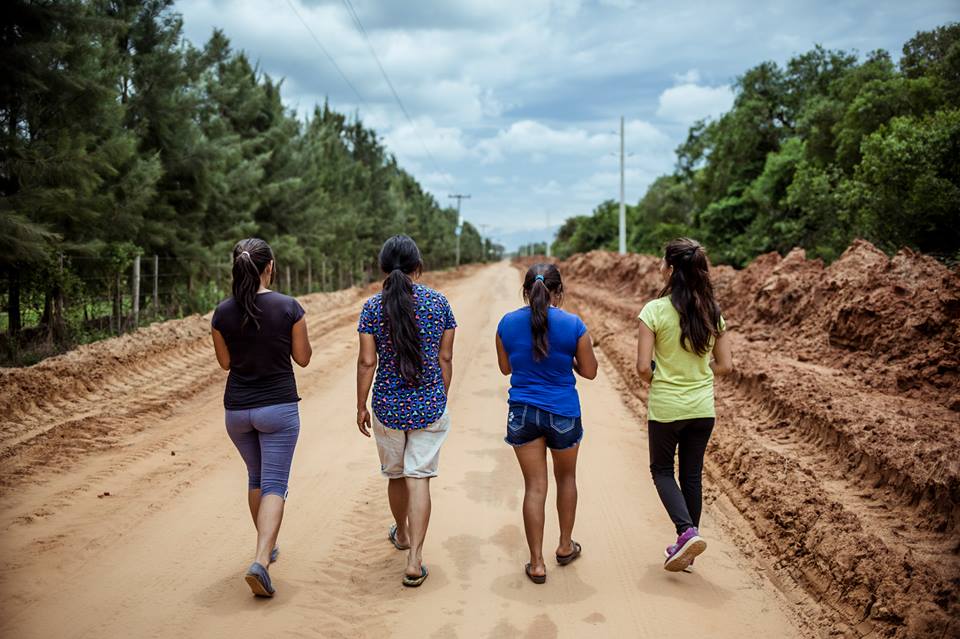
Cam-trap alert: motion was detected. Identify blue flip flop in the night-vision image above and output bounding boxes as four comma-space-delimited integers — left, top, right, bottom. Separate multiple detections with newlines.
389, 524, 410, 551
270, 546, 280, 563
245, 562, 275, 597
402, 566, 428, 588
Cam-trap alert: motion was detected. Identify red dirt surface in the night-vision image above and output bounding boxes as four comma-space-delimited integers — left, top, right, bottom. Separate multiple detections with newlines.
522, 240, 960, 638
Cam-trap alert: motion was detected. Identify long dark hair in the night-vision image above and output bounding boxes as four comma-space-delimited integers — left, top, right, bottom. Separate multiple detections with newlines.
231, 238, 274, 330
379, 235, 424, 386
659, 238, 722, 356
522, 263, 564, 361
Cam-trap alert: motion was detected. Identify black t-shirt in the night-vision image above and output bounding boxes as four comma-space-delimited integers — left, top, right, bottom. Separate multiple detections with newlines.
211, 291, 306, 410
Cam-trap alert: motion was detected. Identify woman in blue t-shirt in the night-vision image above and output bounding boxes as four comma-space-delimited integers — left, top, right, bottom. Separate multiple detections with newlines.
495, 263, 598, 584
356, 235, 457, 588
211, 238, 313, 598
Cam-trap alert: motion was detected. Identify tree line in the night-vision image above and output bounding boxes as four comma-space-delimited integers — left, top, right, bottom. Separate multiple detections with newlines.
551, 24, 960, 265
1, 0, 499, 363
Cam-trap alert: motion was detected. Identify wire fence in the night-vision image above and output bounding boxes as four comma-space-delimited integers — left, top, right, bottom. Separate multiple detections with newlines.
1, 253, 379, 342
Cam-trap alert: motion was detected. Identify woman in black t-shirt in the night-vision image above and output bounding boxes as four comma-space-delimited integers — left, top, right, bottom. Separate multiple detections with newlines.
211, 238, 313, 598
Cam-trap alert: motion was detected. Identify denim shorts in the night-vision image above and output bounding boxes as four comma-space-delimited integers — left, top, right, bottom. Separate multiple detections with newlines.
505, 402, 583, 450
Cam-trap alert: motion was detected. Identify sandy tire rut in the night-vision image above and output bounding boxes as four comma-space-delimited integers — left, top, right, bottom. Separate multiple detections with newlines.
0, 262, 811, 639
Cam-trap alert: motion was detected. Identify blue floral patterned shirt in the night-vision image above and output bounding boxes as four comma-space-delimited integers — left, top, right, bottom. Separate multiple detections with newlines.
358, 284, 457, 430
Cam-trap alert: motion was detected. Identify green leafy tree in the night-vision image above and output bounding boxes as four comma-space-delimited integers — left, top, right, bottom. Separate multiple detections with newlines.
852, 109, 960, 257
555, 23, 959, 267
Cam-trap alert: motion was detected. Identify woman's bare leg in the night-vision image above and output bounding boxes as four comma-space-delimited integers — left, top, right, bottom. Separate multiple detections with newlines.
388, 478, 410, 546
405, 477, 431, 577
551, 444, 580, 557
254, 494, 285, 567
247, 488, 262, 526
514, 438, 549, 577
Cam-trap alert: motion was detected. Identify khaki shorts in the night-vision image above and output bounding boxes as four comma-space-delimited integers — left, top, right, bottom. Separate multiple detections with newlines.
373, 410, 450, 478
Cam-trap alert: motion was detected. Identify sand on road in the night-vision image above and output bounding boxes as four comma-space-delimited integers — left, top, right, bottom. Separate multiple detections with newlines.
0, 262, 806, 638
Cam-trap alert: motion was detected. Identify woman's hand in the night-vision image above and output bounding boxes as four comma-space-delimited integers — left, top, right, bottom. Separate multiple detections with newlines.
357, 406, 372, 437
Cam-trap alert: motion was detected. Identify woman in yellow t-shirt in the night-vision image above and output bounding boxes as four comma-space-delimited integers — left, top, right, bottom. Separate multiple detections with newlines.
636, 238, 733, 573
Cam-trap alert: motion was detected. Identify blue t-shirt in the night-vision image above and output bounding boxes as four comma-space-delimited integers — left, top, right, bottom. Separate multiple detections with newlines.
358, 284, 457, 430
497, 307, 587, 417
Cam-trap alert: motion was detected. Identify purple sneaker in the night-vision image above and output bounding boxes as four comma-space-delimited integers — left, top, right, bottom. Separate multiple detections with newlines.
664, 527, 706, 572
664, 549, 695, 572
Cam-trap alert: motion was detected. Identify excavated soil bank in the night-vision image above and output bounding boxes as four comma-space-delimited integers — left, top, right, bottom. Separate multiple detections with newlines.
519, 240, 959, 638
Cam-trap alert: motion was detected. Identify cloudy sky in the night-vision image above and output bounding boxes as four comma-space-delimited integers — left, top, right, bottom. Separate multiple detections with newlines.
178, 0, 956, 249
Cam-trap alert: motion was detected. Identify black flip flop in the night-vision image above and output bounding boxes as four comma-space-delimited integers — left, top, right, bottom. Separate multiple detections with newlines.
389, 524, 410, 551
556, 541, 582, 566
402, 566, 428, 587
525, 563, 546, 584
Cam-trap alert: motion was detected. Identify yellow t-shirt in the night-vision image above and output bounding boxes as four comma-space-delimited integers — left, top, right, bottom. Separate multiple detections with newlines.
638, 297, 725, 423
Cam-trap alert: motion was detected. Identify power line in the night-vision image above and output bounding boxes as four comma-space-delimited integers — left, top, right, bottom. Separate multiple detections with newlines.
339, 0, 454, 189
284, 0, 368, 108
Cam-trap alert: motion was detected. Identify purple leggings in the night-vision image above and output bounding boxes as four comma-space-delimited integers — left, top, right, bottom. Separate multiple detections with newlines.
225, 402, 300, 499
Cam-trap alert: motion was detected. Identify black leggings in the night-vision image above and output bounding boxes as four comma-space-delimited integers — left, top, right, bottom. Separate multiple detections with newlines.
648, 417, 715, 535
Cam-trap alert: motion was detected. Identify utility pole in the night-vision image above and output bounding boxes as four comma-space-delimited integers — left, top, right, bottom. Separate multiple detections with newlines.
546, 211, 552, 258
449, 193, 471, 266
619, 115, 626, 255
478, 223, 490, 262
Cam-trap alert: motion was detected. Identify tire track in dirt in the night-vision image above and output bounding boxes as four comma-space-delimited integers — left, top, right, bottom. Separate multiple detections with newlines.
0, 271, 473, 495
544, 244, 960, 639
0, 262, 808, 639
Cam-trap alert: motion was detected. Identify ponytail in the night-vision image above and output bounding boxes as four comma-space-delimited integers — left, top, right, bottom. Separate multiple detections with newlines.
231, 238, 273, 331
378, 235, 424, 386
659, 238, 722, 356
522, 264, 564, 361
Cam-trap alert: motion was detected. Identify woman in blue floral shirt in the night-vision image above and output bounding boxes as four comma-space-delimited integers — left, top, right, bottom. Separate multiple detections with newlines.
356, 235, 456, 587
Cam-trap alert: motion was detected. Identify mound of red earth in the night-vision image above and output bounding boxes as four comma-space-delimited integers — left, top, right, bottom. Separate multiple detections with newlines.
526, 240, 960, 638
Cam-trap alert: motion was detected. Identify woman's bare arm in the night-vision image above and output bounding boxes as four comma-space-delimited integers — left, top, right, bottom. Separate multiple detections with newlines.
495, 334, 511, 375
710, 331, 734, 376
291, 317, 312, 367
211, 328, 230, 371
439, 328, 456, 393
636, 321, 655, 383
573, 332, 598, 380
356, 333, 377, 437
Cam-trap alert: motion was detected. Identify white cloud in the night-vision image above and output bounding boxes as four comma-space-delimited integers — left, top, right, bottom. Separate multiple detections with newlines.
477, 119, 670, 163
656, 83, 734, 124
381, 118, 469, 162
175, 0, 957, 248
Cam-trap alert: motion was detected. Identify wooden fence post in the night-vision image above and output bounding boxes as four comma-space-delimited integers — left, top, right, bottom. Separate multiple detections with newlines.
132, 255, 140, 328
153, 255, 159, 316
307, 257, 312, 293
114, 269, 122, 334
285, 265, 291, 294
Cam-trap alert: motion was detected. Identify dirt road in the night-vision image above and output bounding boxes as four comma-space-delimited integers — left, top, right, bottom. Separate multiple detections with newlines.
0, 262, 806, 638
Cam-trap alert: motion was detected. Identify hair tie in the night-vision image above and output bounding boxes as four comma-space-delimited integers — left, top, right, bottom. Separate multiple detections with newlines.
534, 274, 545, 282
